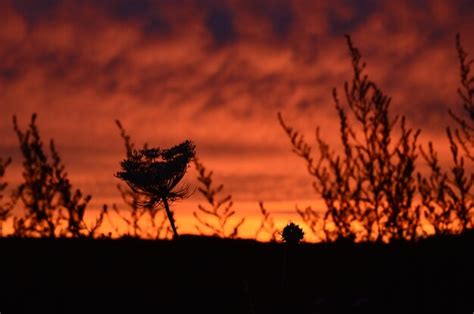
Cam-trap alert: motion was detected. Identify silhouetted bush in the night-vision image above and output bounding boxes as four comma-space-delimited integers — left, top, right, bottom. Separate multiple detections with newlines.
116, 140, 195, 238
279, 36, 421, 242
0, 156, 15, 235
419, 35, 474, 235
12, 114, 103, 238
255, 201, 278, 241
449, 33, 474, 160
294, 204, 326, 242
193, 158, 245, 238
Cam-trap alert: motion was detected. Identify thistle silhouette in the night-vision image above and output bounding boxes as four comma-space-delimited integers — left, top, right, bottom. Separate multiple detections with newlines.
115, 140, 195, 239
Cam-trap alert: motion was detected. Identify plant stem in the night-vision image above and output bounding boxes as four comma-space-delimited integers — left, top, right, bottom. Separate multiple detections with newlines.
162, 197, 179, 239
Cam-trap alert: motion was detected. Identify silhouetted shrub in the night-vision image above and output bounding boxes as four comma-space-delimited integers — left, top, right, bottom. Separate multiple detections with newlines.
418, 143, 457, 235
294, 205, 326, 242
12, 114, 102, 238
279, 36, 421, 242
419, 35, 474, 235
0, 156, 15, 235
116, 140, 196, 238
449, 33, 474, 160
193, 158, 245, 238
419, 134, 473, 235
254, 201, 278, 241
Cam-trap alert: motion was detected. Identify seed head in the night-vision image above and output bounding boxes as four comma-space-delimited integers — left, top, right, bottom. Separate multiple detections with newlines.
281, 222, 304, 245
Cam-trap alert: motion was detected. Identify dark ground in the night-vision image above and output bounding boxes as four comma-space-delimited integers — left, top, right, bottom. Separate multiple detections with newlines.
1, 233, 473, 314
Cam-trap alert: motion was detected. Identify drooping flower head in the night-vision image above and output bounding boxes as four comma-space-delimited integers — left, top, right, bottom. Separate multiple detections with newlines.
116, 140, 196, 207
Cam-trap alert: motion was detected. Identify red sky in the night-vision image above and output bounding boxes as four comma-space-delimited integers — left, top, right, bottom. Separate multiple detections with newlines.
1, 0, 473, 239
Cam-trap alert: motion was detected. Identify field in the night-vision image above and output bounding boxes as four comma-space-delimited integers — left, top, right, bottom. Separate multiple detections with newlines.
2, 233, 473, 314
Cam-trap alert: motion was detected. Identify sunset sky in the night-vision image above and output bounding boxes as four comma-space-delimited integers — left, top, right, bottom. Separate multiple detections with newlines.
1, 0, 473, 238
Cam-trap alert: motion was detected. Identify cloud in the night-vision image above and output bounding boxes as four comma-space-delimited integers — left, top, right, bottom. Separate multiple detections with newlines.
0, 0, 473, 224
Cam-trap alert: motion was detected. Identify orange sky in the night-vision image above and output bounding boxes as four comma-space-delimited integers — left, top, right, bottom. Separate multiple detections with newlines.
1, 0, 474, 240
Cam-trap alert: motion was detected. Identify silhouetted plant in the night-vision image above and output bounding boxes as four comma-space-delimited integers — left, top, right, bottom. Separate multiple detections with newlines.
281, 222, 304, 245
193, 158, 245, 238
113, 120, 170, 239
12, 114, 100, 238
419, 136, 474, 234
13, 114, 57, 237
116, 140, 196, 238
0, 157, 15, 236
418, 143, 456, 235
419, 36, 474, 234
254, 201, 278, 241
87, 204, 108, 238
279, 36, 421, 242
294, 205, 326, 242
449, 33, 474, 160
447, 34, 474, 231
51, 141, 94, 237
280, 222, 304, 308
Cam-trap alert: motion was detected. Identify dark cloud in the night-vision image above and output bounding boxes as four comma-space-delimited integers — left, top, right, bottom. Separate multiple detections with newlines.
0, 67, 20, 82
328, 0, 376, 35
270, 8, 293, 38
107, 0, 152, 20
244, 1, 294, 38
12, 0, 59, 25
205, 6, 237, 45
142, 15, 171, 36
98, 0, 172, 37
